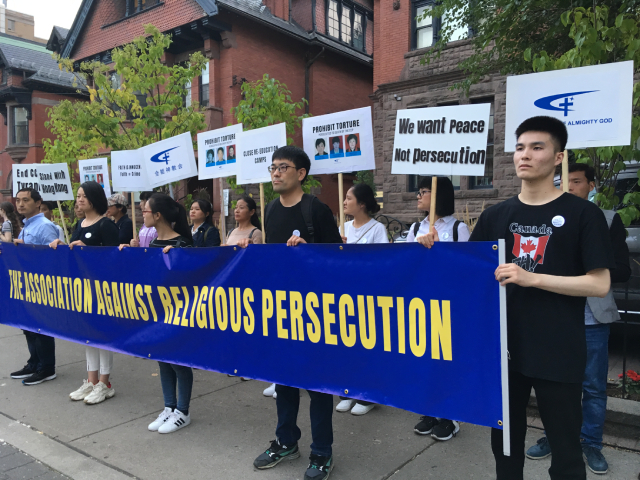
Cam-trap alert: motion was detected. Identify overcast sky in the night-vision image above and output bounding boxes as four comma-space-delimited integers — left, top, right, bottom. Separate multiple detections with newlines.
8, 0, 83, 40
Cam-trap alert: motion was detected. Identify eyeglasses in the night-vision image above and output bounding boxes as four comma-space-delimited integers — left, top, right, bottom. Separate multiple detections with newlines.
267, 164, 295, 174
416, 189, 431, 198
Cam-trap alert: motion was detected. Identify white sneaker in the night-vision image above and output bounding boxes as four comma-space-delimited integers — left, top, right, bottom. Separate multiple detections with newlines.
84, 381, 115, 405
263, 383, 276, 396
148, 407, 173, 432
158, 409, 191, 434
336, 399, 355, 412
70, 380, 94, 401
351, 403, 375, 416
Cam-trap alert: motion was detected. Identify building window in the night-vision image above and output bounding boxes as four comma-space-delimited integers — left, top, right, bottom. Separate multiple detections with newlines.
124, 0, 159, 17
7, 19, 14, 31
11, 107, 29, 145
326, 0, 367, 52
412, 1, 468, 50
469, 98, 494, 189
199, 62, 209, 107
415, 4, 434, 49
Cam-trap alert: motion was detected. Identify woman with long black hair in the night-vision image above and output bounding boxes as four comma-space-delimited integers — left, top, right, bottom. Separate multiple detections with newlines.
190, 199, 221, 248
140, 193, 195, 434
226, 194, 263, 246
49, 181, 120, 405
0, 201, 22, 242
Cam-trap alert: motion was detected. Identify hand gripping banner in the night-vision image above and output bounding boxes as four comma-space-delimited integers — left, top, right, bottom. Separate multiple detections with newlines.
0, 241, 509, 449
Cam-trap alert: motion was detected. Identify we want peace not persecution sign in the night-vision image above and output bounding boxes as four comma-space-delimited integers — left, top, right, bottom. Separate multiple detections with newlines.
391, 104, 491, 176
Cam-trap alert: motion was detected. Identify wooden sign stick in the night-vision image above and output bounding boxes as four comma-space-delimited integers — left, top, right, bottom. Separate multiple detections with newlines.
429, 176, 438, 234
338, 172, 345, 236
562, 150, 569, 193
56, 200, 70, 244
259, 183, 266, 231
219, 178, 226, 240
130, 192, 137, 238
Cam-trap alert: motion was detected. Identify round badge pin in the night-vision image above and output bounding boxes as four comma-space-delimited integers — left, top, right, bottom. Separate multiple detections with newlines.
361, 238, 368, 244
85, 232, 92, 239
442, 232, 449, 240
292, 230, 301, 237
552, 215, 565, 227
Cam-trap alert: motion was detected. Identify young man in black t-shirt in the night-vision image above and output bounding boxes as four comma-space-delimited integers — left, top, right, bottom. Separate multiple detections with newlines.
238, 146, 341, 480
469, 117, 614, 480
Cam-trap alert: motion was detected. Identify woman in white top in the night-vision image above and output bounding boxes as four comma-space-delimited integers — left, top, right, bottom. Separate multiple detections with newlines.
225, 194, 263, 246
335, 183, 388, 416
0, 201, 21, 242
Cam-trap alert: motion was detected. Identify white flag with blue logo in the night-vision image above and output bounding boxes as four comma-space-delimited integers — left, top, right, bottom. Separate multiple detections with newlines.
141, 132, 198, 188
505, 61, 633, 151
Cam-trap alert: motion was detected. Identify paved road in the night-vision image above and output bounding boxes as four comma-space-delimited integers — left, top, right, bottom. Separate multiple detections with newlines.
0, 324, 638, 480
0, 442, 69, 480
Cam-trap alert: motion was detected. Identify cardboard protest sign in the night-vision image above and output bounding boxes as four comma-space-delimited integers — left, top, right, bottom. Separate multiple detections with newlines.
391, 104, 491, 176
78, 158, 111, 197
12, 163, 73, 201
302, 107, 375, 175
141, 132, 198, 189
236, 123, 287, 185
197, 124, 243, 180
111, 150, 151, 191
505, 61, 633, 151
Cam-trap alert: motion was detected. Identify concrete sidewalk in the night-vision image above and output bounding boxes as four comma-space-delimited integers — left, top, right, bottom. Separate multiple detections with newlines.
1, 324, 638, 480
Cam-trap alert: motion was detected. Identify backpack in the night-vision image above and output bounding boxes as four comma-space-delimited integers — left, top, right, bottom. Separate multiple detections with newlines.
265, 194, 316, 243
413, 219, 462, 242
227, 227, 258, 240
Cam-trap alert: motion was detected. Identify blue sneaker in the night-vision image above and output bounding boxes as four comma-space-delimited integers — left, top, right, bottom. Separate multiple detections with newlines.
526, 437, 551, 460
582, 445, 608, 474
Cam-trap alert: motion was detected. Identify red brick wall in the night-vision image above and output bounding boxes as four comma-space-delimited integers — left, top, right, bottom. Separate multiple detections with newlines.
373, 0, 410, 89
291, 0, 313, 31
316, 0, 326, 34
72, 0, 206, 60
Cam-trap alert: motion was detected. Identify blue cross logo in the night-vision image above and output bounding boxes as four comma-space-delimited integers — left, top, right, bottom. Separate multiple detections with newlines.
150, 147, 179, 165
534, 91, 597, 116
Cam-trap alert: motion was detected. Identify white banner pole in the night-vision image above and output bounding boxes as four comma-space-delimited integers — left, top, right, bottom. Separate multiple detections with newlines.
56, 201, 70, 244
499, 239, 511, 456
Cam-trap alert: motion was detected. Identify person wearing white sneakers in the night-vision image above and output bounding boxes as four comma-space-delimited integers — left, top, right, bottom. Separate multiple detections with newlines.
50, 182, 119, 405
263, 383, 277, 399
336, 183, 388, 416
130, 193, 194, 434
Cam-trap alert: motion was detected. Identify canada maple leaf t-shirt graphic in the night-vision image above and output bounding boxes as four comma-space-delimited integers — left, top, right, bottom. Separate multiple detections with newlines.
512, 233, 551, 272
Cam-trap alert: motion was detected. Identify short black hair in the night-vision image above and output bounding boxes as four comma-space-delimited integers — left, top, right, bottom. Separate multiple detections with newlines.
418, 176, 455, 217
315, 138, 325, 148
347, 134, 358, 144
515, 116, 568, 152
331, 136, 341, 146
41, 201, 57, 212
115, 204, 127, 214
139, 191, 154, 202
568, 163, 595, 183
272, 146, 311, 183
17, 188, 42, 204
80, 181, 108, 215
217, 147, 224, 154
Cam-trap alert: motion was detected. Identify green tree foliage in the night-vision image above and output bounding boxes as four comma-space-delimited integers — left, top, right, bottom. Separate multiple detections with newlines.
43, 24, 207, 218
226, 74, 321, 208
419, 0, 634, 94
526, 5, 640, 225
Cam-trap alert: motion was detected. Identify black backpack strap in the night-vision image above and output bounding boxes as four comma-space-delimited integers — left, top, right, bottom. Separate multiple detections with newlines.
203, 225, 213, 244
413, 222, 420, 238
226, 227, 235, 239
453, 220, 461, 242
300, 193, 316, 243
248, 227, 257, 239
264, 199, 278, 243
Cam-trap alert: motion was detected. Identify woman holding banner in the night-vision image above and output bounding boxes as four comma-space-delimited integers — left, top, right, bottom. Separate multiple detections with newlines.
0, 201, 22, 242
142, 193, 195, 434
335, 183, 387, 415
190, 199, 221, 248
131, 191, 157, 248
49, 181, 120, 405
226, 195, 263, 246
408, 176, 469, 441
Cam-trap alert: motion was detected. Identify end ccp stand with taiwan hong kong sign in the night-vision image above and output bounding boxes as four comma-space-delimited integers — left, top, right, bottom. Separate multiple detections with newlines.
391, 103, 510, 455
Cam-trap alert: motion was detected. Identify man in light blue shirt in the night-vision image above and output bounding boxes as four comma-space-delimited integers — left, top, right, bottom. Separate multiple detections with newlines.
10, 188, 59, 386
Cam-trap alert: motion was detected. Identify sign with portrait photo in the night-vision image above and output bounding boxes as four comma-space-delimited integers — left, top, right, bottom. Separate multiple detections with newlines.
391, 104, 491, 177
197, 124, 243, 180
302, 107, 375, 175
12, 163, 74, 201
78, 158, 111, 197
236, 123, 287, 185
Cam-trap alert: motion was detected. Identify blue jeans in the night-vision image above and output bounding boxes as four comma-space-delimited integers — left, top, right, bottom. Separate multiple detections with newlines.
275, 384, 333, 457
24, 331, 55, 373
581, 324, 609, 449
158, 362, 193, 413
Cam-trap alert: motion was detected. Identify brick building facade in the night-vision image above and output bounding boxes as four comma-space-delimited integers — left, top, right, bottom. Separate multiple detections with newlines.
371, 0, 517, 228
56, 0, 374, 230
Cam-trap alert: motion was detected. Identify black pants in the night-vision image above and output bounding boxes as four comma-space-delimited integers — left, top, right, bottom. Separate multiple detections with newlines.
492, 370, 585, 480
275, 384, 333, 457
24, 331, 55, 373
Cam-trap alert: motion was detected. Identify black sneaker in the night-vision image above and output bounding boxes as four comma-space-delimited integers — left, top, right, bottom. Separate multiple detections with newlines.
414, 416, 439, 435
11, 365, 36, 379
304, 454, 334, 480
431, 419, 460, 441
22, 371, 57, 385
253, 439, 300, 469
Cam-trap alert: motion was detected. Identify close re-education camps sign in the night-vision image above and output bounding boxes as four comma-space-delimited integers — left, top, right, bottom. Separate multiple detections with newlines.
391, 104, 491, 176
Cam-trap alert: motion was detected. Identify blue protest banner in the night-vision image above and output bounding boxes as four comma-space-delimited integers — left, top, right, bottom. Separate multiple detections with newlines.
0, 241, 508, 443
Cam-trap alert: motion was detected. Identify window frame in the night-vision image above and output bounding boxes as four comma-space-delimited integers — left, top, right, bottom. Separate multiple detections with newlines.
469, 97, 495, 189
325, 0, 368, 53
411, 0, 470, 50
10, 106, 29, 146
199, 62, 210, 108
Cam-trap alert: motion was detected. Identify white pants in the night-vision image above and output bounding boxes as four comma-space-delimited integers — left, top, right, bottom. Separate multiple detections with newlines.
86, 347, 113, 375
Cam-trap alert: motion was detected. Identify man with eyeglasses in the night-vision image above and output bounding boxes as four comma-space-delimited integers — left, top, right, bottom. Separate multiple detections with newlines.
239, 145, 341, 480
